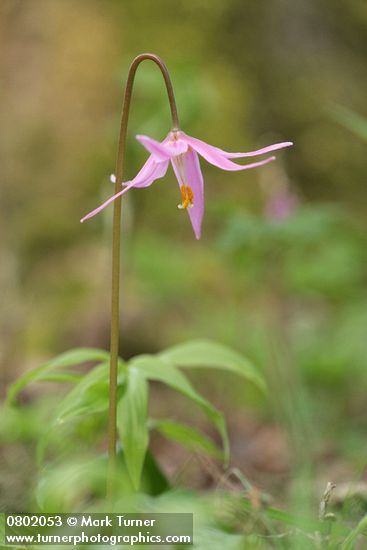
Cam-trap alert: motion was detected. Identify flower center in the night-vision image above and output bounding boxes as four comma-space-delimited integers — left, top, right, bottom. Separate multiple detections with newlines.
178, 185, 194, 210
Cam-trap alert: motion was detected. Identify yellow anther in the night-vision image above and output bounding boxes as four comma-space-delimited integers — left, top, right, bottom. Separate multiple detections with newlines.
178, 185, 194, 209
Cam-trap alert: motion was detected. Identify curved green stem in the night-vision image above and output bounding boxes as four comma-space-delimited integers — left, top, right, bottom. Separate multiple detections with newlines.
107, 53, 179, 503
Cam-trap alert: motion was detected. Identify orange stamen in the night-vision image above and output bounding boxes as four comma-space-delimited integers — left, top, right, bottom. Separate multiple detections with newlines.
179, 185, 194, 209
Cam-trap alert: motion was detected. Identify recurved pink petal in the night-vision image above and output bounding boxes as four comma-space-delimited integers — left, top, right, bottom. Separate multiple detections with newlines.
80, 159, 169, 222
110, 156, 165, 188
223, 141, 293, 158
181, 133, 284, 171
126, 155, 169, 188
181, 132, 292, 159
137, 134, 188, 161
172, 149, 204, 240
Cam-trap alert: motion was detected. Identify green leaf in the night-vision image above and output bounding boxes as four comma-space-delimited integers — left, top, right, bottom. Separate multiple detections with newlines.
117, 366, 149, 490
6, 348, 109, 405
130, 355, 229, 464
36, 361, 126, 464
141, 450, 170, 495
54, 363, 112, 423
39, 372, 83, 384
151, 419, 224, 460
159, 339, 266, 393
55, 359, 126, 423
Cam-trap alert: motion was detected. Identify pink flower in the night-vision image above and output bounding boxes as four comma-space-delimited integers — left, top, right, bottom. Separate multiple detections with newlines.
81, 131, 293, 239
265, 190, 299, 221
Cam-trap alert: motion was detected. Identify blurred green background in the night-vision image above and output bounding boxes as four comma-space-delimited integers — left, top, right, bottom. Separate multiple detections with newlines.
1, 0, 367, 518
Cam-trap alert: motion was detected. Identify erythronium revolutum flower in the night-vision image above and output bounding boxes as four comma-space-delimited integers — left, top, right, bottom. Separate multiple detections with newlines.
80, 54, 291, 500
81, 131, 293, 239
